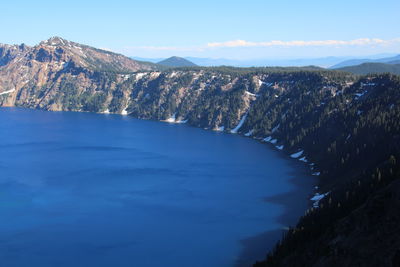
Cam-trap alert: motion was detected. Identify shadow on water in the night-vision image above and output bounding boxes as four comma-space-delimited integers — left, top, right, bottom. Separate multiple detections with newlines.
235, 229, 285, 267
234, 159, 316, 266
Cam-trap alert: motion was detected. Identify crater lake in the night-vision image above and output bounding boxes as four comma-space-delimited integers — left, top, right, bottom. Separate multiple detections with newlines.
0, 107, 315, 267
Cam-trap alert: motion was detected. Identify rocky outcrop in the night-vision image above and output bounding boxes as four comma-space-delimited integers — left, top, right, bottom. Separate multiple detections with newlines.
0, 37, 159, 107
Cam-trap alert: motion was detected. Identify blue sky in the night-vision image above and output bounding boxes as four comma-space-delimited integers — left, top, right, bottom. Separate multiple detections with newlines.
1, 0, 399, 59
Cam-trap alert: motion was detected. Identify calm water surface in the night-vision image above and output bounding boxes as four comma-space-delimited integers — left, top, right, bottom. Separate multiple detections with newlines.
0, 108, 314, 267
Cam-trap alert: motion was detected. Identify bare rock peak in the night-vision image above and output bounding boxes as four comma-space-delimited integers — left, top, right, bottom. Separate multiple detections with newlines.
42, 36, 71, 46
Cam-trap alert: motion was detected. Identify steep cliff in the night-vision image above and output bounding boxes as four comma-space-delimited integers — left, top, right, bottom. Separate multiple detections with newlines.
0, 37, 159, 108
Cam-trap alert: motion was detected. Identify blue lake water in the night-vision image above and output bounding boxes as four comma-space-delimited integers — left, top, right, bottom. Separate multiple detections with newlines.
0, 108, 314, 267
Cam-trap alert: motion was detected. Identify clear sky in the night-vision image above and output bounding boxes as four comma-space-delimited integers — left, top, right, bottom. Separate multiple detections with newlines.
1, 0, 399, 59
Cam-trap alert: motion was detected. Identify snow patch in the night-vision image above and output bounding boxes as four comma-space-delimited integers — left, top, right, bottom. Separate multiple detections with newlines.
312, 172, 321, 176
245, 91, 258, 97
0, 89, 15, 95
150, 72, 161, 79
311, 192, 330, 208
299, 156, 308, 162
276, 145, 284, 150
122, 74, 131, 81
290, 150, 304, 158
163, 113, 188, 124
135, 73, 146, 81
244, 130, 254, 137
354, 90, 367, 99
263, 136, 272, 142
216, 126, 225, 132
262, 136, 278, 144
169, 71, 178, 78
230, 113, 247, 134
271, 124, 280, 133
165, 113, 177, 123
176, 119, 188, 124
121, 102, 129, 115
361, 82, 375, 87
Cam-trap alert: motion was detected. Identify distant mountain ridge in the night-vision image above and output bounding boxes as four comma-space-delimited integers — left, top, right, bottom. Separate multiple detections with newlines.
389, 59, 400, 64
186, 56, 351, 68
132, 54, 400, 68
331, 54, 400, 69
133, 56, 352, 68
132, 57, 164, 63
337, 62, 400, 75
157, 56, 197, 67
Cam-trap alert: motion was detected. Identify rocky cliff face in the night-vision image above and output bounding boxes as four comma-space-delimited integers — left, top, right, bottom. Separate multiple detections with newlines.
0, 37, 158, 107
0, 38, 351, 132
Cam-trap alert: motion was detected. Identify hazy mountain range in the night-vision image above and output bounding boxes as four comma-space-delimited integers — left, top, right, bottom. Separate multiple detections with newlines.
331, 54, 400, 68
133, 53, 399, 68
132, 54, 400, 75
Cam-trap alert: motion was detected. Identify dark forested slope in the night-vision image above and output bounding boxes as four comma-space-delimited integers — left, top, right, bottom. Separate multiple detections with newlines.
254, 74, 400, 267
